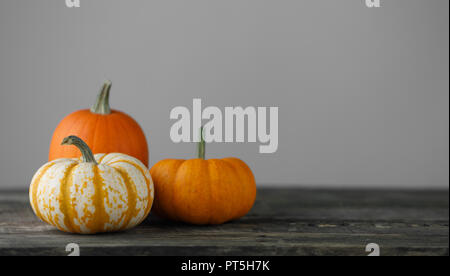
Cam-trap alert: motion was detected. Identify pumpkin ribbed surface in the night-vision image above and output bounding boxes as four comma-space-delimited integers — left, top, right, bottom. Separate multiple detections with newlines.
48, 82, 149, 166
48, 109, 149, 167
150, 157, 256, 225
29, 153, 154, 234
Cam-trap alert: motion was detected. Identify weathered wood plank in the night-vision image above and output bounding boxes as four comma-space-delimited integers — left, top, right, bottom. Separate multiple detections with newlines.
0, 189, 448, 256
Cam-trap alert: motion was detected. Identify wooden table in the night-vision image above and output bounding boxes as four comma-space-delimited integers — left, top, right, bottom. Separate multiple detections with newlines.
0, 188, 448, 256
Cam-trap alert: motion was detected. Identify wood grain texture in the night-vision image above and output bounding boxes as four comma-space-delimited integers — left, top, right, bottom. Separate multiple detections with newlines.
0, 188, 448, 256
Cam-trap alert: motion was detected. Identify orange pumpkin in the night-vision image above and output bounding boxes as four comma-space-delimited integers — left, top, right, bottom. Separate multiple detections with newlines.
150, 128, 256, 225
48, 81, 149, 167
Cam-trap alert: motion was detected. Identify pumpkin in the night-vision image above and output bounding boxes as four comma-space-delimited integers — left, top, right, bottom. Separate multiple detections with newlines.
150, 128, 256, 225
30, 135, 154, 234
48, 81, 149, 167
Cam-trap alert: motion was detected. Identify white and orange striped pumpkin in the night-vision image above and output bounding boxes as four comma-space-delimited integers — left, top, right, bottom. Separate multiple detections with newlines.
29, 136, 154, 234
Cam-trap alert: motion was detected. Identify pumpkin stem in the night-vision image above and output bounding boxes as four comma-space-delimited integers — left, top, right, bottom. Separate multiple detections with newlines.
198, 126, 206, 160
61, 136, 97, 164
90, 80, 112, 115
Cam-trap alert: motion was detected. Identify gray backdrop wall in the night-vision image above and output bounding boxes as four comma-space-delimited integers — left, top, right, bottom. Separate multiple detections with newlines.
0, 0, 448, 189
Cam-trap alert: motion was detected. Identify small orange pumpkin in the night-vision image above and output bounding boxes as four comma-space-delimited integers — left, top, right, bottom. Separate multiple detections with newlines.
150, 128, 256, 225
48, 81, 149, 166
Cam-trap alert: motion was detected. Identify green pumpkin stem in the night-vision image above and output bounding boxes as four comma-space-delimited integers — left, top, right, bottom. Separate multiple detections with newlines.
198, 126, 206, 160
90, 81, 112, 115
61, 136, 97, 164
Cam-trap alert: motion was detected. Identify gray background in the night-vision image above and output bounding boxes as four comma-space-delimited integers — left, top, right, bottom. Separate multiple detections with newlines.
0, 0, 448, 189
